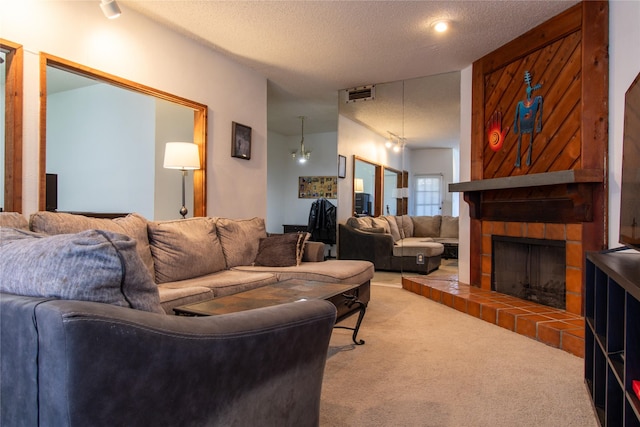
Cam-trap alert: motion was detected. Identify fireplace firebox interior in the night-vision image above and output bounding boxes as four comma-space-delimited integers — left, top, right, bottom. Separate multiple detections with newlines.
492, 236, 566, 310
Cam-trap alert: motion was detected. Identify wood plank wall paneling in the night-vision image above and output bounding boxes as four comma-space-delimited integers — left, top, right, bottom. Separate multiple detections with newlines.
483, 30, 582, 178
466, 2, 609, 289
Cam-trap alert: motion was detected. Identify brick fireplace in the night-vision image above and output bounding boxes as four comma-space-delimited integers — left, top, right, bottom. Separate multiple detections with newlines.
451, 1, 608, 320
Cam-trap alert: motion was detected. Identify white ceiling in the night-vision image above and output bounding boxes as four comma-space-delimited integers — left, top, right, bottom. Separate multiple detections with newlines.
120, 0, 579, 147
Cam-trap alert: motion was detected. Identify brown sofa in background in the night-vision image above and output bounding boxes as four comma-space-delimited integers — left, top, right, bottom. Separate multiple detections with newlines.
338, 215, 458, 274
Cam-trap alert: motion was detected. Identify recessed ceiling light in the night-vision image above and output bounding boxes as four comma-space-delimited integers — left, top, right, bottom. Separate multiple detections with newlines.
433, 20, 450, 33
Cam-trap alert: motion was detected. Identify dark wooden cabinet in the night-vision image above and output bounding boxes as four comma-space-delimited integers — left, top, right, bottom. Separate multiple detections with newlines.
355, 193, 371, 216
585, 249, 640, 427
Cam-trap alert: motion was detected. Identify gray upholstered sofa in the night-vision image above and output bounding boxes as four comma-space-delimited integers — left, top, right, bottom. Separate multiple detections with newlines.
0, 211, 374, 426
338, 215, 459, 274
13, 211, 374, 313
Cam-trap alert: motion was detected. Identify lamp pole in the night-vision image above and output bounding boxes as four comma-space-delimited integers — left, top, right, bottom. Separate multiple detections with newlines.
180, 169, 188, 218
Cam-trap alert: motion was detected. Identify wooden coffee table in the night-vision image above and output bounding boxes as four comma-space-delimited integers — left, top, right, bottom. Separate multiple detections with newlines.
174, 279, 368, 345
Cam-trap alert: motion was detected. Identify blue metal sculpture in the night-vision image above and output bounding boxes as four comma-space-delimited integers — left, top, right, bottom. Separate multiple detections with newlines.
513, 71, 543, 167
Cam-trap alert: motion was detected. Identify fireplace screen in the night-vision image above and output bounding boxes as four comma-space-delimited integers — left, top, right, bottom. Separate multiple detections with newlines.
492, 236, 566, 310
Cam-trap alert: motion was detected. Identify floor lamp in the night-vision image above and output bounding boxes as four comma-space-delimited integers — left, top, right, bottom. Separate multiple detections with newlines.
163, 142, 200, 218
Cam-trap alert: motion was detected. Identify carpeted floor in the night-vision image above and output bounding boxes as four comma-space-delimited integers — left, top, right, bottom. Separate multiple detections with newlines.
319, 266, 597, 427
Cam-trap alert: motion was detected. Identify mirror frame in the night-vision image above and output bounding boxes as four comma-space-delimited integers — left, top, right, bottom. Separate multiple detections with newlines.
1, 39, 23, 213
353, 156, 382, 217
39, 53, 208, 216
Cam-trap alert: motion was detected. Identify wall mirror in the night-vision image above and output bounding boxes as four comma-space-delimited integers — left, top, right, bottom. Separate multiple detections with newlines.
40, 54, 207, 219
339, 72, 460, 276
1, 39, 23, 213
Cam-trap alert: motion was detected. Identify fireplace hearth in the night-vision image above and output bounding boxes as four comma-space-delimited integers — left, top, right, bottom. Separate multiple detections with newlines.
492, 236, 566, 310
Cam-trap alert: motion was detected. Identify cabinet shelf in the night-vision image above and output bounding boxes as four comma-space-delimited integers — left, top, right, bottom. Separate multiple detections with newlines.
585, 249, 640, 427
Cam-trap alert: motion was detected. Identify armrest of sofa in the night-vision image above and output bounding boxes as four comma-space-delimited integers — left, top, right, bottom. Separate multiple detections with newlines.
338, 223, 395, 270
0, 293, 337, 427
303, 240, 326, 262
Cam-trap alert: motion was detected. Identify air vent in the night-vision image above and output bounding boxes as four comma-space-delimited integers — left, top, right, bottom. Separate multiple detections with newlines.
346, 85, 375, 103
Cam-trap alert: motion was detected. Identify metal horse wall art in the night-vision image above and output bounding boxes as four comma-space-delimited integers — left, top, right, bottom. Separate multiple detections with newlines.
513, 71, 543, 167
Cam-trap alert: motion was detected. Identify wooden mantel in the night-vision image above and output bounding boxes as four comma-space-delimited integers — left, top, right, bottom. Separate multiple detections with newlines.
449, 169, 603, 193
450, 169, 604, 223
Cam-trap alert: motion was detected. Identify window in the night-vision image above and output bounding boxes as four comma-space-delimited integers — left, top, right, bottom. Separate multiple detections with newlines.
414, 174, 442, 216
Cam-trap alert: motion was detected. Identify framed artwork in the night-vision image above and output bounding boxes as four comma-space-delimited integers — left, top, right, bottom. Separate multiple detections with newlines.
231, 122, 252, 160
338, 155, 346, 178
298, 176, 338, 199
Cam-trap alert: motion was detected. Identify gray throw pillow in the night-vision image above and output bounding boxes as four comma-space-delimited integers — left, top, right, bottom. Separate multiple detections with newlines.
148, 217, 227, 284
0, 229, 164, 314
254, 233, 300, 267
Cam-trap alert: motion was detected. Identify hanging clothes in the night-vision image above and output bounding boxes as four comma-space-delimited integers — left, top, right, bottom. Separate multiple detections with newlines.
307, 198, 336, 244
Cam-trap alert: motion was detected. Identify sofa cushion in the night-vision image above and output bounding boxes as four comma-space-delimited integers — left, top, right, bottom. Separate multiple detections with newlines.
254, 233, 299, 267
216, 217, 267, 268
440, 216, 459, 238
29, 211, 155, 277
0, 229, 164, 314
161, 269, 277, 298
371, 217, 390, 234
346, 217, 373, 229
384, 216, 402, 242
396, 215, 414, 238
234, 259, 375, 286
393, 239, 444, 257
360, 227, 386, 233
0, 212, 29, 229
412, 215, 442, 238
147, 217, 226, 284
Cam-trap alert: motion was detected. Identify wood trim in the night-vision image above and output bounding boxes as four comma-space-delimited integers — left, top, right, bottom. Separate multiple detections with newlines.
39, 53, 208, 216
1, 39, 23, 213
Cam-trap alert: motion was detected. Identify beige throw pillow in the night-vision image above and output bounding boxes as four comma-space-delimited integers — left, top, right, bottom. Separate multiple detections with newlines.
396, 215, 414, 238
147, 217, 226, 284
216, 217, 267, 268
371, 217, 391, 234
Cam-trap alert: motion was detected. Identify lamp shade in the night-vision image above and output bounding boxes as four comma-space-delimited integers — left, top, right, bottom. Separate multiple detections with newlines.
354, 178, 364, 193
163, 142, 200, 170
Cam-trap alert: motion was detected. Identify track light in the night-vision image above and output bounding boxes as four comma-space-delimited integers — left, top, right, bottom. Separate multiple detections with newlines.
100, 0, 121, 19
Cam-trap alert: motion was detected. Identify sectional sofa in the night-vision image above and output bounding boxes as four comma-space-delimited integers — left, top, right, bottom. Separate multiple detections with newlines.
338, 214, 459, 274
0, 211, 374, 426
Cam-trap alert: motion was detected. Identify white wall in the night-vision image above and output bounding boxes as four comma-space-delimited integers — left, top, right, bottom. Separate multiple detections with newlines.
1, 0, 267, 219
266, 129, 337, 234
407, 147, 455, 216
336, 115, 404, 223
608, 0, 640, 248
457, 65, 473, 285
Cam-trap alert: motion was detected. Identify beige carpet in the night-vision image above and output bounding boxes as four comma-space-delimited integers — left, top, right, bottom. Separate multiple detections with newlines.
320, 272, 597, 427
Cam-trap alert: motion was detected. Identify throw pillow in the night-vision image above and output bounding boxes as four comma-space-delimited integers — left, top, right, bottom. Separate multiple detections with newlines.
384, 216, 402, 242
216, 217, 267, 268
440, 216, 459, 238
296, 232, 311, 265
0, 229, 164, 314
254, 233, 300, 267
29, 211, 155, 278
413, 215, 442, 237
147, 217, 226, 284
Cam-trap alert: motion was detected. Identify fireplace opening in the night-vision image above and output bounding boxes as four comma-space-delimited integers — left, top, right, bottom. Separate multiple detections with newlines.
492, 236, 566, 310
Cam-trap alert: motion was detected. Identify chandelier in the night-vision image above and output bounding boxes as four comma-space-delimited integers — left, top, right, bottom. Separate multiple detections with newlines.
292, 116, 311, 163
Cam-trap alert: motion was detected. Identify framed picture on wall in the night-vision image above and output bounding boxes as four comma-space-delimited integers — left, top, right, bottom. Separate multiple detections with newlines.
231, 122, 252, 160
338, 155, 346, 178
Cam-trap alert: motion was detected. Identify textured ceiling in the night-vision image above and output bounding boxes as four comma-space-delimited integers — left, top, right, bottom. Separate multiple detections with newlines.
120, 0, 579, 147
